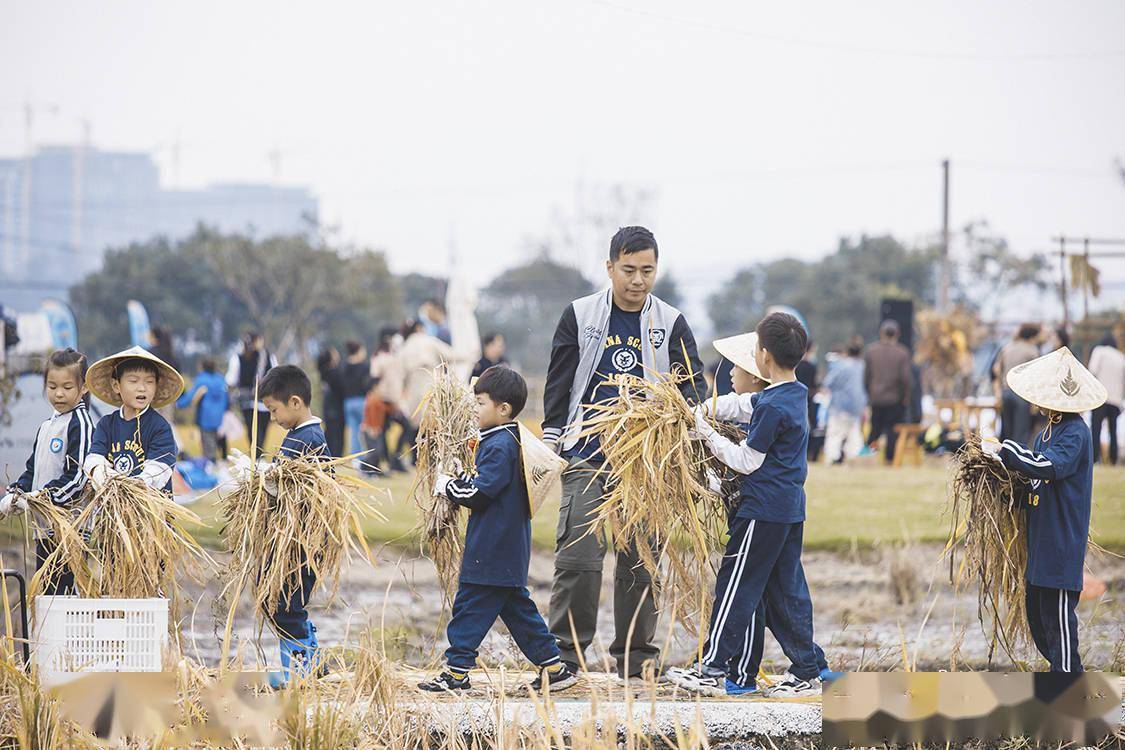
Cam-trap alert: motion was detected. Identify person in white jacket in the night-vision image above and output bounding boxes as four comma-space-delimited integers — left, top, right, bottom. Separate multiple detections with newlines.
1088, 332, 1125, 465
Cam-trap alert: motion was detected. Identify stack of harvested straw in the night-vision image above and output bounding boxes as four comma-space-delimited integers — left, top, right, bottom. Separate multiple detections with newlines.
575, 372, 729, 634
218, 453, 384, 629
946, 433, 1031, 662
410, 366, 478, 608
36, 475, 208, 603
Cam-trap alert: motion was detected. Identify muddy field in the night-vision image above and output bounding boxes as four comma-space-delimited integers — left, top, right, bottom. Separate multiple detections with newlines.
120, 541, 1125, 675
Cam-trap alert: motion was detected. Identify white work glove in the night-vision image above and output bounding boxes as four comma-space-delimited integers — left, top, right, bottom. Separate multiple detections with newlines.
433, 473, 455, 497
704, 469, 723, 495
980, 438, 1003, 462
90, 463, 120, 491
691, 407, 718, 442
0, 492, 28, 518
230, 450, 255, 484
442, 457, 464, 476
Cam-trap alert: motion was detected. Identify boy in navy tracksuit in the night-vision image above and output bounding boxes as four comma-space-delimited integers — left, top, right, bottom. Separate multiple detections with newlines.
982, 346, 1104, 673
419, 366, 577, 693
668, 312, 827, 698
82, 347, 183, 497
231, 364, 330, 688
1, 349, 96, 594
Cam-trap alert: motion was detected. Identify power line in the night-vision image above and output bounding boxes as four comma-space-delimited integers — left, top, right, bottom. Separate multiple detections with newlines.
582, 0, 1125, 62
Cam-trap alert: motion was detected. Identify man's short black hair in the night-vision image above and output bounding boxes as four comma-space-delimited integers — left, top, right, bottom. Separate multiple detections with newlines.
113, 357, 160, 381
756, 312, 808, 370
258, 364, 312, 406
473, 365, 527, 418
609, 226, 658, 262
345, 339, 362, 356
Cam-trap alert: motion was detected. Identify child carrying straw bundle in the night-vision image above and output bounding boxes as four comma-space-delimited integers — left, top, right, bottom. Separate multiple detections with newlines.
410, 365, 477, 608
222, 365, 382, 689
74, 347, 207, 602
955, 346, 1105, 672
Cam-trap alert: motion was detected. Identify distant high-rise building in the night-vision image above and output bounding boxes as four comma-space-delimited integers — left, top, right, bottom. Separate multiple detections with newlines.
0, 145, 318, 311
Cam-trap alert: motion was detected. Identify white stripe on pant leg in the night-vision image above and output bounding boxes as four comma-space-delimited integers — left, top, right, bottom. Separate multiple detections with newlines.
702, 520, 755, 665
737, 609, 756, 685
1057, 590, 1067, 672
1062, 591, 1071, 672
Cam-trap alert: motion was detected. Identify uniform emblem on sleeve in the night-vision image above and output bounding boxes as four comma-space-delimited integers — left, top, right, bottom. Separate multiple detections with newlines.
1059, 368, 1079, 397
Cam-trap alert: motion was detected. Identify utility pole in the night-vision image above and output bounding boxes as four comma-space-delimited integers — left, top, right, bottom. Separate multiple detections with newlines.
1057, 235, 1069, 328
1081, 237, 1090, 320
940, 158, 951, 313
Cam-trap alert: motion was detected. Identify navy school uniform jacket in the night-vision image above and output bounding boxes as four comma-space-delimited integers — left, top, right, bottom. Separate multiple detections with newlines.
278, 417, 330, 459
13, 401, 95, 506
440, 423, 530, 588
738, 381, 809, 524
90, 407, 178, 493
998, 414, 1092, 592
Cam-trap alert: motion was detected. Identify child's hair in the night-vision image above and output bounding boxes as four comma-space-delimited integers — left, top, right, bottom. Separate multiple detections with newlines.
200, 358, 216, 374
44, 348, 90, 403
345, 339, 363, 356
112, 357, 160, 382
258, 364, 312, 406
756, 312, 808, 370
473, 365, 527, 418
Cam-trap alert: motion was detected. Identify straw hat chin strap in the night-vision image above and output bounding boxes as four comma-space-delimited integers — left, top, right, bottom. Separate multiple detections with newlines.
1040, 411, 1063, 443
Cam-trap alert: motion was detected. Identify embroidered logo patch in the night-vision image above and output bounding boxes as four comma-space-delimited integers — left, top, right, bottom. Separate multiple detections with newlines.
583, 325, 603, 342
113, 455, 136, 475
612, 349, 639, 372
49, 437, 64, 453
1059, 368, 1080, 397
648, 328, 666, 349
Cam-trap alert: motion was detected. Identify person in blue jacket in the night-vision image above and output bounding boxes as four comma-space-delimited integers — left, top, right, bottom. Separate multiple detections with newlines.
982, 346, 1107, 673
231, 364, 331, 689
82, 347, 184, 496
176, 358, 230, 462
418, 366, 577, 694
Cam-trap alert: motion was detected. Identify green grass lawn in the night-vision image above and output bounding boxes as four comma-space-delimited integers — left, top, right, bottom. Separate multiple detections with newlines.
8, 460, 1124, 554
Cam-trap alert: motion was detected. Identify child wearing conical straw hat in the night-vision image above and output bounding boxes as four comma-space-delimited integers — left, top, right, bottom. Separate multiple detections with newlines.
981, 346, 1107, 673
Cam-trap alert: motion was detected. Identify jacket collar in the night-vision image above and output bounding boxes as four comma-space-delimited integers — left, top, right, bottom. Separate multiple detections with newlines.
479, 422, 518, 440
601, 288, 652, 316
118, 405, 150, 421
292, 417, 323, 431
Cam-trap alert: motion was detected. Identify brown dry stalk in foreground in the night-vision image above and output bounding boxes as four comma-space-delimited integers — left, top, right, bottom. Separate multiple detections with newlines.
219, 452, 384, 632
410, 366, 478, 610
19, 490, 93, 599
946, 433, 1032, 665
574, 372, 731, 639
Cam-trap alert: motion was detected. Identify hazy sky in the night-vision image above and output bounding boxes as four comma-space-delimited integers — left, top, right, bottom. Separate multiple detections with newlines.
3, 0, 1124, 323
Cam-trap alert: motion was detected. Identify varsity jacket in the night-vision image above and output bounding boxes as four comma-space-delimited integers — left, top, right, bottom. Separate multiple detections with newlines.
541, 289, 706, 453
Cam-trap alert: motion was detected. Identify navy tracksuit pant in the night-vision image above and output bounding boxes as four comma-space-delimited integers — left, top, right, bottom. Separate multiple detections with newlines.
446, 582, 560, 671
269, 563, 318, 642
702, 516, 820, 682
1026, 584, 1082, 673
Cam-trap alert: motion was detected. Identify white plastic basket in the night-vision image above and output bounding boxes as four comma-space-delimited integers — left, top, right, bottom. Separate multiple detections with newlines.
33, 596, 168, 685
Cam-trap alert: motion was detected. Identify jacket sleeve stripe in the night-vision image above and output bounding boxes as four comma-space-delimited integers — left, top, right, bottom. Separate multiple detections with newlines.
51, 411, 92, 504
1001, 440, 1052, 467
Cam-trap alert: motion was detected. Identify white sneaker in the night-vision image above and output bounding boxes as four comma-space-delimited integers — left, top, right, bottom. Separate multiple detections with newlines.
665, 666, 726, 697
762, 672, 822, 697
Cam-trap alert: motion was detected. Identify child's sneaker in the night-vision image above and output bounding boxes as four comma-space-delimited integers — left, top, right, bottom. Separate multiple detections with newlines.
418, 671, 471, 692
665, 665, 726, 697
725, 678, 758, 696
528, 662, 578, 693
762, 672, 822, 697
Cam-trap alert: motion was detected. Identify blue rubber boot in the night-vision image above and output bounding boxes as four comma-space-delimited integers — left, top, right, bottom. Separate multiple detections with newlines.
725, 678, 758, 696
268, 623, 321, 689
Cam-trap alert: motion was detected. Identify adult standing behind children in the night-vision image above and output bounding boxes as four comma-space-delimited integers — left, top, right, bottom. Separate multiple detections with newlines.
1087, 332, 1124, 465
542, 225, 706, 678
339, 340, 372, 462
863, 320, 912, 464
993, 324, 1041, 445
821, 338, 867, 465
176, 358, 229, 462
226, 332, 277, 458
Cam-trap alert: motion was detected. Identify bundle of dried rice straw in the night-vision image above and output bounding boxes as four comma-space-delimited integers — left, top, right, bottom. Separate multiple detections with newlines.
946, 433, 1031, 663
575, 372, 730, 635
17, 490, 92, 598
218, 453, 384, 632
67, 474, 209, 602
410, 366, 478, 609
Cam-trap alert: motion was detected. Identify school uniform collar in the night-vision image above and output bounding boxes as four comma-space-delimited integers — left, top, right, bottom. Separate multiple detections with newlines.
117, 405, 151, 421
292, 417, 323, 431
765, 380, 798, 391
49, 401, 87, 419
600, 288, 652, 316
479, 422, 518, 440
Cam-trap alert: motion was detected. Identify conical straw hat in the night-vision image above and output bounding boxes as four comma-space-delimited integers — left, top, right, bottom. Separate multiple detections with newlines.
86, 346, 185, 409
1005, 346, 1106, 413
712, 332, 770, 383
518, 423, 567, 517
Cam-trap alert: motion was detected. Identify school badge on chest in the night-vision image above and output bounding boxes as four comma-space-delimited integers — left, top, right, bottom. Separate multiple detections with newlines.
113, 455, 136, 475
49, 437, 64, 453
648, 328, 666, 349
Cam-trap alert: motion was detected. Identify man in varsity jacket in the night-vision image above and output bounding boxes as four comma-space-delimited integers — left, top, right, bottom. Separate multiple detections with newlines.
541, 225, 706, 678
